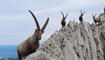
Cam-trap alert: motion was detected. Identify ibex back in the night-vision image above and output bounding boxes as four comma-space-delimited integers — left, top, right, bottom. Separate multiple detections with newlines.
17, 10, 49, 60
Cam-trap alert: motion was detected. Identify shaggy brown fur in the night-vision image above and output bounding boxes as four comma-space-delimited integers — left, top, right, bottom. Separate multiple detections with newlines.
17, 10, 49, 60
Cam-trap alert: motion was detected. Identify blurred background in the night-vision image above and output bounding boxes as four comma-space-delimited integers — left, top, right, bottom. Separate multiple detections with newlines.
0, 0, 105, 59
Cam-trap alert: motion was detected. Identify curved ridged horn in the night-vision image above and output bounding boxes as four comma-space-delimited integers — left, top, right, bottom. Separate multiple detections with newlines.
61, 11, 68, 19
92, 13, 94, 17
61, 11, 64, 18
80, 10, 86, 15
80, 10, 82, 14
83, 11, 86, 15
92, 13, 95, 20
28, 10, 40, 29
41, 17, 49, 31
65, 12, 68, 19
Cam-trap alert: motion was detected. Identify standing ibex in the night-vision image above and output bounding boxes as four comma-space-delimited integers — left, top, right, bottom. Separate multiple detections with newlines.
92, 13, 101, 25
79, 10, 86, 22
17, 10, 49, 60
104, 7, 105, 14
61, 11, 68, 27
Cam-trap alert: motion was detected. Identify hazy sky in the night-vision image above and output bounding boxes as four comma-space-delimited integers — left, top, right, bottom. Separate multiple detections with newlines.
0, 0, 105, 45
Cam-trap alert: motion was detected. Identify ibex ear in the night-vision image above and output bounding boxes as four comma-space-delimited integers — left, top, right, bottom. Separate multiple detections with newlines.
28, 10, 40, 30
41, 17, 49, 31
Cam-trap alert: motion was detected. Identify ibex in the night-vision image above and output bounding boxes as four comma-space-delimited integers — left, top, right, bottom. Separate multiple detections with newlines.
61, 11, 68, 27
79, 10, 86, 22
92, 13, 101, 25
17, 10, 49, 60
104, 7, 105, 14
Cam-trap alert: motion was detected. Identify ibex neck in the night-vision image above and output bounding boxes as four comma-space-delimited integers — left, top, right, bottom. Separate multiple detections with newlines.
33, 31, 41, 40
29, 35, 39, 45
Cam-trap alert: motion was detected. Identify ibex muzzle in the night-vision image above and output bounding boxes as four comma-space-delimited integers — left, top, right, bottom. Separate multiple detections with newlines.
61, 11, 68, 28
17, 10, 49, 60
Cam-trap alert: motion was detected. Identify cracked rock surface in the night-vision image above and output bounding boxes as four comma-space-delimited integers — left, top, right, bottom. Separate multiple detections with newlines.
25, 14, 105, 60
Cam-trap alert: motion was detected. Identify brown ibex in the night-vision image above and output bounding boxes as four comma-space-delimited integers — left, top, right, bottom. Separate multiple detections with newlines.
92, 13, 101, 25
17, 10, 49, 60
79, 10, 86, 22
104, 7, 105, 14
61, 11, 68, 27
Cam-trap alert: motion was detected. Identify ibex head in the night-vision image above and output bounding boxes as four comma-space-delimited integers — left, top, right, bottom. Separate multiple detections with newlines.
28, 10, 49, 40
61, 11, 68, 21
92, 13, 97, 21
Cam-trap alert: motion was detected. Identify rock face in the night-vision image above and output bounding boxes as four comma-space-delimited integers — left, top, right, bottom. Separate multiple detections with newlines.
25, 14, 105, 60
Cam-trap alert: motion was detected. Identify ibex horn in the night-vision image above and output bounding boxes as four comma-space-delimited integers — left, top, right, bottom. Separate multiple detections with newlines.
61, 11, 68, 19
61, 11, 64, 18
65, 12, 68, 19
28, 10, 40, 30
41, 17, 49, 31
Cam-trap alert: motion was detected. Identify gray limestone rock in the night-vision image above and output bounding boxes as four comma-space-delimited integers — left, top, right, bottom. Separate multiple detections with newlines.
25, 14, 105, 60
